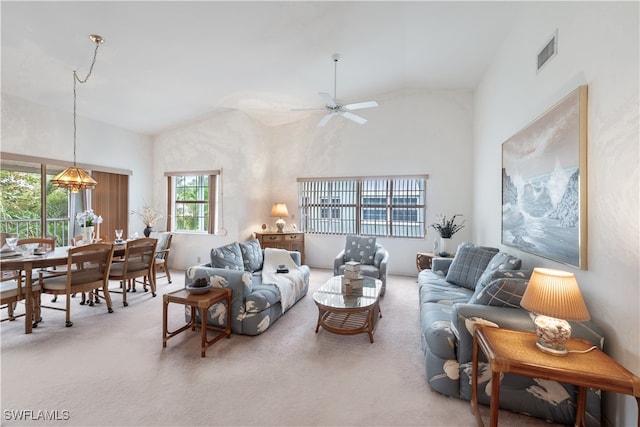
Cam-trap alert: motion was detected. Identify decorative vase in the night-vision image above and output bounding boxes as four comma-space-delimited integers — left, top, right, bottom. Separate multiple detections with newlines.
439, 237, 452, 255
143, 226, 155, 237
82, 225, 95, 243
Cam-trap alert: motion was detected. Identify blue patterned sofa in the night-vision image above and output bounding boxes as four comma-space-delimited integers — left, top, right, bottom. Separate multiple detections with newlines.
419, 242, 604, 426
185, 240, 310, 335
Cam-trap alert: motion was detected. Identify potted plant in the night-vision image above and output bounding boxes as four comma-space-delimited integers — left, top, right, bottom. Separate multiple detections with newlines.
132, 203, 163, 237
430, 214, 465, 256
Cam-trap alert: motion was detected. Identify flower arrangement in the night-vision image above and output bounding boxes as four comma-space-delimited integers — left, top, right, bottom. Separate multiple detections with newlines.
76, 209, 103, 227
430, 214, 465, 238
132, 203, 163, 227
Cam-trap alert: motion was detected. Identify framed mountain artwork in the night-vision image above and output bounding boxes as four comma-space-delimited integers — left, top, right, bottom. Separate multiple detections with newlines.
501, 85, 588, 269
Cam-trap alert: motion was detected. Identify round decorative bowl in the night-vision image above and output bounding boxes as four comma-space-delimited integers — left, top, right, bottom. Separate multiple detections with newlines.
186, 283, 212, 294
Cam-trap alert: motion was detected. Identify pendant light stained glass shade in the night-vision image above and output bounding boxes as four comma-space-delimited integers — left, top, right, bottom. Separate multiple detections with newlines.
51, 166, 97, 193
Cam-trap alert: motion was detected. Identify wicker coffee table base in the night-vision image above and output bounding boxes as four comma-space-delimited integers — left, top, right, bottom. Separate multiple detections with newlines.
315, 302, 381, 343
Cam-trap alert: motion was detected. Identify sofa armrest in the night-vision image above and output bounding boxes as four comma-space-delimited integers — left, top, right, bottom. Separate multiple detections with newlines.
288, 251, 302, 267
333, 249, 345, 276
431, 257, 454, 275
185, 264, 253, 301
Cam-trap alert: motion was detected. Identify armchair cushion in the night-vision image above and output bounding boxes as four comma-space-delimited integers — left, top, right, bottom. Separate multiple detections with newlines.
239, 239, 263, 272
344, 235, 377, 265
210, 242, 244, 270
445, 243, 499, 290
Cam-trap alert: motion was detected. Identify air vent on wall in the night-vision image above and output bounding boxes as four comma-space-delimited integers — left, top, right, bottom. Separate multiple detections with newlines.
537, 30, 558, 72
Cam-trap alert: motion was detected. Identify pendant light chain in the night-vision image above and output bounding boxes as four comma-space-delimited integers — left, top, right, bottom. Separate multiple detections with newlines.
51, 34, 103, 192
72, 41, 101, 167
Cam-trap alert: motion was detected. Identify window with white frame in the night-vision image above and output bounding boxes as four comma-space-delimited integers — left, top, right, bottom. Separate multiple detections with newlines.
298, 175, 427, 238
166, 171, 219, 233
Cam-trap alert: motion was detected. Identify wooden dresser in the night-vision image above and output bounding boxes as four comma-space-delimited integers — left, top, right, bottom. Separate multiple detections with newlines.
255, 232, 305, 264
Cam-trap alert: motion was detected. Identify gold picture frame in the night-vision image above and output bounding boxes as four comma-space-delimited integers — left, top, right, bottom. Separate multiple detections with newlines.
501, 85, 588, 269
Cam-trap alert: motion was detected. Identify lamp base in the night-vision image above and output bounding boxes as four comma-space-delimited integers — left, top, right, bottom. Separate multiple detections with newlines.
275, 218, 286, 233
533, 315, 572, 356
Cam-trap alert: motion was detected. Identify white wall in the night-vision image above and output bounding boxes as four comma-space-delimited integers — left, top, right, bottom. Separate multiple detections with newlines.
155, 88, 476, 275
1, 94, 154, 237
473, 2, 639, 425
152, 109, 272, 269
271, 88, 476, 275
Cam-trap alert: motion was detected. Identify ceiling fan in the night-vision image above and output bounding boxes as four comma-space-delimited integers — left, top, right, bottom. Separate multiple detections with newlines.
295, 54, 379, 127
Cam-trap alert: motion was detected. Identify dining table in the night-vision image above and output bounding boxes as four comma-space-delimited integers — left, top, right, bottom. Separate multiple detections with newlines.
0, 242, 126, 334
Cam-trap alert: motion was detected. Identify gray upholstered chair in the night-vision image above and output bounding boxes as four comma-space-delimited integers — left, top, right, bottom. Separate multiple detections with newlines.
333, 235, 389, 296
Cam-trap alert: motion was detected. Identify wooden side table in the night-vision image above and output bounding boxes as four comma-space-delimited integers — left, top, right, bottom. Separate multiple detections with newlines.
416, 252, 453, 272
471, 326, 640, 427
255, 231, 305, 264
163, 287, 231, 357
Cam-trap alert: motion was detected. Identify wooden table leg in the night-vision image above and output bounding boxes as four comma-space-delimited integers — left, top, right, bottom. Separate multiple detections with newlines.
315, 307, 323, 333
574, 386, 587, 427
24, 262, 33, 334
490, 370, 500, 427
162, 295, 168, 348
471, 330, 484, 427
200, 304, 207, 357
225, 289, 232, 338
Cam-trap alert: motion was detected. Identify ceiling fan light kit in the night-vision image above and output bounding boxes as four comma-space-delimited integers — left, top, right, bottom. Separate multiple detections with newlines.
296, 54, 379, 127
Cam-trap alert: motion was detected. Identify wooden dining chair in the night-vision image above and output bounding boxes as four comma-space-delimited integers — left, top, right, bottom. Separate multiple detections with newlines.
16, 237, 58, 295
1, 270, 41, 325
108, 238, 157, 307
137, 232, 172, 289
39, 242, 115, 327
2, 237, 54, 326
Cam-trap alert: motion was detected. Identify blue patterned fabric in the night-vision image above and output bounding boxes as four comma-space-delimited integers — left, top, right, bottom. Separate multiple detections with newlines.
471, 269, 531, 304
210, 242, 244, 270
475, 252, 522, 290
445, 243, 499, 290
471, 278, 528, 308
418, 257, 604, 427
239, 239, 263, 272
344, 235, 377, 265
186, 250, 309, 335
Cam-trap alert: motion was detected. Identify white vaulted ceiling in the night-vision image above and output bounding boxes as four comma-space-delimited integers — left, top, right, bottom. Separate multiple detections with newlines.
1, 1, 522, 134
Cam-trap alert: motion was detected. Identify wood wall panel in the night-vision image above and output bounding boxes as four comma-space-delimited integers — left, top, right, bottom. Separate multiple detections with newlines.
92, 171, 128, 241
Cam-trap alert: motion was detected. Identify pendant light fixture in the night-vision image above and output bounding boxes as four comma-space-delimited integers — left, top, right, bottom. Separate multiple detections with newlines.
51, 34, 104, 192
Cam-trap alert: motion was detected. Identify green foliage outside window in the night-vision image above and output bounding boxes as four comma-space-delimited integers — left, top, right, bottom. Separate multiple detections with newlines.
174, 175, 209, 232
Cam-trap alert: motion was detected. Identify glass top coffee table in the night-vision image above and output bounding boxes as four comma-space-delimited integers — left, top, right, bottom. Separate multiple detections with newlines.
312, 275, 383, 343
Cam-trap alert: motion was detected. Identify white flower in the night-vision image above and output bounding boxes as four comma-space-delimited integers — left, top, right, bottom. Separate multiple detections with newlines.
76, 209, 102, 226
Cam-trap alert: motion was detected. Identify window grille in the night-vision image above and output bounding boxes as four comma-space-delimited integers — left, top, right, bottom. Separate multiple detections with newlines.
298, 175, 427, 238
166, 171, 219, 233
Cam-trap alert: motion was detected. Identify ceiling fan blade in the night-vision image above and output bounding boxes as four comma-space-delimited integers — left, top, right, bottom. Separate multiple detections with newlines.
319, 92, 337, 108
318, 113, 335, 127
344, 100, 379, 111
341, 111, 368, 124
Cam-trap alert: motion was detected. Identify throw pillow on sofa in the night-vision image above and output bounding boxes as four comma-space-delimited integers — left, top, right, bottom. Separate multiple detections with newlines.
240, 239, 263, 272
470, 278, 529, 308
210, 242, 244, 270
344, 235, 377, 265
445, 242, 499, 290
469, 269, 532, 304
475, 252, 522, 290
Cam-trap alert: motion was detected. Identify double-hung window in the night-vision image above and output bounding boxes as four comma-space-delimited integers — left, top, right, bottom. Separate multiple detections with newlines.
166, 171, 219, 233
298, 175, 427, 238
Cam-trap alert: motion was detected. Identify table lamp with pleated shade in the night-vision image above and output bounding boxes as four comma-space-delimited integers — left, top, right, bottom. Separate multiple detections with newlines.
520, 267, 590, 356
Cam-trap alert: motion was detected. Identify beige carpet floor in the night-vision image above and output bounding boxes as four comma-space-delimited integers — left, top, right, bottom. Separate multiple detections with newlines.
1, 268, 562, 426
